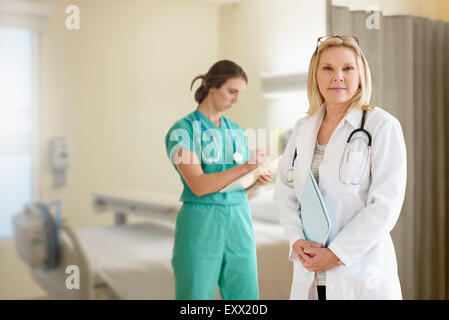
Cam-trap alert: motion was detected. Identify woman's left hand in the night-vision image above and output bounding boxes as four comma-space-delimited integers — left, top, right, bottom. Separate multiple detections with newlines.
301, 247, 341, 273
256, 174, 273, 186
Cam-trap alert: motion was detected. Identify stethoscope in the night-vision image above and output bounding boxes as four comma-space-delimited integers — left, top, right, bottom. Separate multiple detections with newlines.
286, 110, 372, 185
194, 109, 243, 164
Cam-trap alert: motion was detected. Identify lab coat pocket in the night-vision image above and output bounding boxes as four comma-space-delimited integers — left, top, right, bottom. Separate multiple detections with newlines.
347, 151, 366, 176
338, 183, 359, 195
339, 150, 369, 186
348, 150, 363, 163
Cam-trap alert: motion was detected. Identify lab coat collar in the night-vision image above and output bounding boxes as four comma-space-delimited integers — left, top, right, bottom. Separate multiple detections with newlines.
305, 104, 363, 136
296, 104, 325, 166
343, 107, 364, 129
304, 103, 326, 131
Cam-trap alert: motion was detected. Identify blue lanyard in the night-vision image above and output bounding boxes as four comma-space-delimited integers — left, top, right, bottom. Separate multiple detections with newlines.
194, 109, 237, 156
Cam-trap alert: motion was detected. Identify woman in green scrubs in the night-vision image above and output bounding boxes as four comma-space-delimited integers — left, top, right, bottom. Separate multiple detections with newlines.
165, 60, 272, 300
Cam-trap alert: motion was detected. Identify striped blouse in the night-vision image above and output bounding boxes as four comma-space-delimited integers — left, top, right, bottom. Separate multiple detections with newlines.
311, 142, 327, 286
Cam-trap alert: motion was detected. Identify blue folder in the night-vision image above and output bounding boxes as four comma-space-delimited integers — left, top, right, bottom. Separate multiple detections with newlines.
299, 169, 331, 246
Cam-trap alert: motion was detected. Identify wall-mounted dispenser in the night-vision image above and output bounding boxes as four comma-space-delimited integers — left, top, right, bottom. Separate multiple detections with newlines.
51, 138, 70, 187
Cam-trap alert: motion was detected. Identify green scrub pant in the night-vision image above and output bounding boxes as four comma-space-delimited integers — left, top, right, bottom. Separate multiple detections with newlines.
171, 201, 259, 300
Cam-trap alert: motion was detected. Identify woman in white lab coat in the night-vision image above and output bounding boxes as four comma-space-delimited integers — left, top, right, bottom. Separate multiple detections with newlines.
274, 36, 407, 300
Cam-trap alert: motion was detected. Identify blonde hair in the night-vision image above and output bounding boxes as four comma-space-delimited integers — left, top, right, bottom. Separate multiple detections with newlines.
306, 37, 374, 115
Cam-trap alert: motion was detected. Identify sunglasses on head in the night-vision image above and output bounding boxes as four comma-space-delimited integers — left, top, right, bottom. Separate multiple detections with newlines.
315, 36, 359, 52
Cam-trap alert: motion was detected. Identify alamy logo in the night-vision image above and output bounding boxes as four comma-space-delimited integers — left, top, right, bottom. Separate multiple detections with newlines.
65, 265, 80, 290
169, 123, 279, 165
65, 5, 80, 30
365, 5, 381, 30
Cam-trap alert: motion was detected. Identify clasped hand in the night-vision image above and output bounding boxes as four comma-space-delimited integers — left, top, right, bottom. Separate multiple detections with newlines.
293, 239, 340, 273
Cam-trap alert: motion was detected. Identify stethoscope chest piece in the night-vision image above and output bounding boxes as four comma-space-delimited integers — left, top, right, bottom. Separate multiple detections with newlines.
233, 151, 243, 163
286, 168, 295, 183
286, 110, 372, 186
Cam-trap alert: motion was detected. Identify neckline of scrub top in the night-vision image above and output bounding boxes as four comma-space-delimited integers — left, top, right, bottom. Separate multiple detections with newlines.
195, 109, 225, 130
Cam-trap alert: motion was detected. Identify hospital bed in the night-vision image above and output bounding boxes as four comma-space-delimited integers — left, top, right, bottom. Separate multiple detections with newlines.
27, 187, 292, 299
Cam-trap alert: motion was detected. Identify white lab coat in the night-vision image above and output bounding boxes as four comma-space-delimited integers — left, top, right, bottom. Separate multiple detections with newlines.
274, 105, 406, 300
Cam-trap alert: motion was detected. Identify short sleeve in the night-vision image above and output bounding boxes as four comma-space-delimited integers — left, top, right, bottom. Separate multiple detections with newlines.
165, 119, 200, 165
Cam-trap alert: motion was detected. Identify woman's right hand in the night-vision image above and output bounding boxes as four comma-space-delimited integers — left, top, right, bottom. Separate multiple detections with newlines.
246, 149, 267, 170
293, 239, 323, 264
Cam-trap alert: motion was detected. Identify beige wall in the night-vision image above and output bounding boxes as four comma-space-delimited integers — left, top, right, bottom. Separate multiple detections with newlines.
37, 0, 219, 227
1, 0, 327, 299
219, 0, 326, 133
1, 0, 219, 299
383, 0, 449, 20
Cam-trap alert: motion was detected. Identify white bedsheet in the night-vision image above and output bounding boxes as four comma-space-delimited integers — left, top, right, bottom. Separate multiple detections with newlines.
76, 219, 176, 299
75, 216, 291, 300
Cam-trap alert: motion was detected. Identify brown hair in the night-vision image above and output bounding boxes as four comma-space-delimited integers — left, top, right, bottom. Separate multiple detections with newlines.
190, 60, 248, 104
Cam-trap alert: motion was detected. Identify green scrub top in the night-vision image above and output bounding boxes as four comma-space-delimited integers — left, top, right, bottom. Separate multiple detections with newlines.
165, 110, 250, 205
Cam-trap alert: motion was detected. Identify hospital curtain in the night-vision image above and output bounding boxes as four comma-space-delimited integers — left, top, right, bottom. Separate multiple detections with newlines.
328, 3, 449, 300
